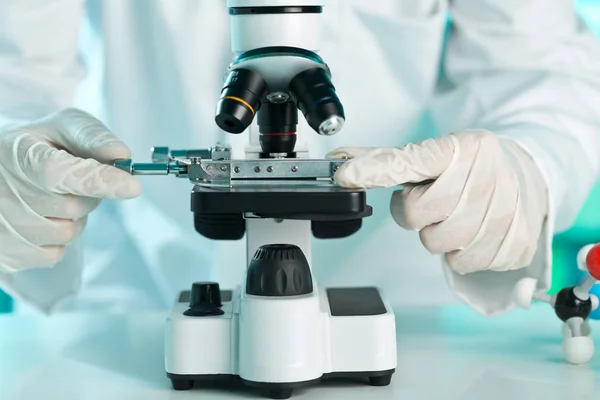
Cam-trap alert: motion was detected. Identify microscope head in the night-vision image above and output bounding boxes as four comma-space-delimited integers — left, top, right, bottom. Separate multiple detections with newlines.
215, 0, 344, 157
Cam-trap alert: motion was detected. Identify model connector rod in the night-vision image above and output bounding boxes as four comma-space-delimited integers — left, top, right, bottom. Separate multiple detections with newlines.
113, 143, 347, 186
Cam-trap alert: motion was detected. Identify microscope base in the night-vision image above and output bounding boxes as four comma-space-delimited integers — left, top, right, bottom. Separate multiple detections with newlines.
165, 286, 397, 399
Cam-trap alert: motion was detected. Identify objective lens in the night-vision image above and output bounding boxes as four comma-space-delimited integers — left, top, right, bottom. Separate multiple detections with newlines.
289, 67, 345, 136
257, 101, 298, 155
215, 69, 268, 134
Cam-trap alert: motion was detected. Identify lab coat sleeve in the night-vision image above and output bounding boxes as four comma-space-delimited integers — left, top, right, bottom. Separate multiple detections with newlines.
431, 0, 600, 316
0, 0, 86, 125
0, 0, 87, 313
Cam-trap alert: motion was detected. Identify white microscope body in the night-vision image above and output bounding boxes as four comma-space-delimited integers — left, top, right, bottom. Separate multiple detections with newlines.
165, 219, 397, 399
116, 1, 397, 398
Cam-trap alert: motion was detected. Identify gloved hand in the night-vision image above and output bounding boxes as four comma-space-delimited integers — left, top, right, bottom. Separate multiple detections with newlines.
328, 130, 548, 275
0, 108, 141, 273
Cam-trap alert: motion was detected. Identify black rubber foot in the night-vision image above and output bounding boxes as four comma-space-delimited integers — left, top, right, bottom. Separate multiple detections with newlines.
265, 388, 293, 399
171, 379, 194, 390
369, 375, 392, 387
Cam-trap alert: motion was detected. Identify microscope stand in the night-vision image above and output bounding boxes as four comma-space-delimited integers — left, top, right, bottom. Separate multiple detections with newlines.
166, 285, 396, 399
163, 186, 397, 399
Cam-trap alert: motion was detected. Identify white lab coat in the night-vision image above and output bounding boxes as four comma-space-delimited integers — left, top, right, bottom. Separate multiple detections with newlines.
1, 0, 600, 315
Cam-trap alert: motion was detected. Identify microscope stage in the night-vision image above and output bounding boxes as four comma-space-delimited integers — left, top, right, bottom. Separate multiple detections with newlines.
191, 184, 372, 219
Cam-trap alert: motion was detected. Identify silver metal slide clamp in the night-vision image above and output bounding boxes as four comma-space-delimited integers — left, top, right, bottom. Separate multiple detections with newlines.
113, 144, 347, 187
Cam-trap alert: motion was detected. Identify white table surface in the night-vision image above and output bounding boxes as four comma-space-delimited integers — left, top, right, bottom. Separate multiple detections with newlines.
1, 304, 599, 400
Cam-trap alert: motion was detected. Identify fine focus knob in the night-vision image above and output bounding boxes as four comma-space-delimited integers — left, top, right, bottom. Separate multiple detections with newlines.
184, 282, 225, 316
246, 244, 313, 297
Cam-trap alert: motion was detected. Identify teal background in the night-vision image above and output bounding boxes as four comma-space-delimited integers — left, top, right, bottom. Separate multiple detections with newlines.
0, 289, 11, 313
549, 1, 600, 294
1, 1, 600, 313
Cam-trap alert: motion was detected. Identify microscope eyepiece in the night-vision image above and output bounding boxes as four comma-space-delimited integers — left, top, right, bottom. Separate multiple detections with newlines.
215, 68, 268, 134
289, 67, 345, 136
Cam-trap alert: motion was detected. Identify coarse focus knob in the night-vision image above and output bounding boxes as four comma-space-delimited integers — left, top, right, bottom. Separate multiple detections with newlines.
184, 282, 224, 316
246, 244, 313, 297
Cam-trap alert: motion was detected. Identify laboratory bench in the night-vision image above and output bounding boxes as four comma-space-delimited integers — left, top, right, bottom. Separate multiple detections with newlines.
0, 304, 599, 400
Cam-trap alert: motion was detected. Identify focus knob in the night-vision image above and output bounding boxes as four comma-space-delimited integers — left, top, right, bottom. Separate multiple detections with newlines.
184, 282, 224, 316
246, 244, 313, 297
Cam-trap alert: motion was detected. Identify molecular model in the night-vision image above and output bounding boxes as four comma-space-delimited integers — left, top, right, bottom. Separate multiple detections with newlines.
512, 243, 600, 364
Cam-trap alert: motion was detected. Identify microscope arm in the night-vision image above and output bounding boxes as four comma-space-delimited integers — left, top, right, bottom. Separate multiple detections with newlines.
227, 0, 324, 54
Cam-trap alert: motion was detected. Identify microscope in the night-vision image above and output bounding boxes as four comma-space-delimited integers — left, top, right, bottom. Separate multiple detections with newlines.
114, 1, 397, 398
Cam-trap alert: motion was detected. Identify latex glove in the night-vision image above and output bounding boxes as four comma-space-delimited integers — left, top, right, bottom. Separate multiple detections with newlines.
328, 130, 548, 274
0, 108, 141, 273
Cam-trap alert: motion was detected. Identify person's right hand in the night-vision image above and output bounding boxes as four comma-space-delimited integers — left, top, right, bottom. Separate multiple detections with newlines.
0, 108, 141, 273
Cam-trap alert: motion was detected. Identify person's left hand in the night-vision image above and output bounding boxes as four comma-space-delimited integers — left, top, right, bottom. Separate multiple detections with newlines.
327, 130, 548, 275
